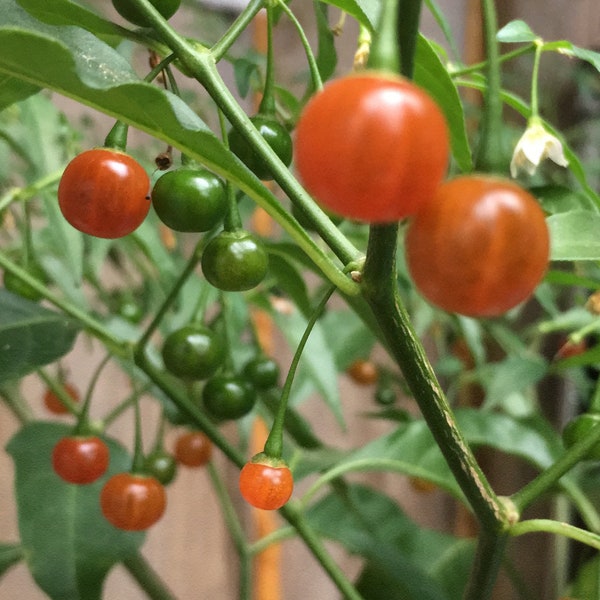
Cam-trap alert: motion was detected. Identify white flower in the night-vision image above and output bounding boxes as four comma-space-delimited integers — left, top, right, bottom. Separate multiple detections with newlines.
510, 119, 569, 177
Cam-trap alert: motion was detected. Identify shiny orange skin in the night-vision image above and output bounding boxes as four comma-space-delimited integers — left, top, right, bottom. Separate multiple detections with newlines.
174, 431, 212, 467
239, 461, 293, 510
58, 148, 151, 238
405, 175, 550, 317
43, 383, 79, 415
100, 473, 166, 531
52, 436, 109, 484
294, 73, 449, 223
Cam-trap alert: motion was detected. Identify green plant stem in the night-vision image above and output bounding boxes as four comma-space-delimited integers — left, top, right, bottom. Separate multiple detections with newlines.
529, 40, 543, 117
276, 0, 323, 92
0, 252, 128, 357
300, 457, 459, 507
102, 387, 147, 428
0, 383, 33, 424
512, 421, 600, 512
210, 0, 264, 62
207, 462, 252, 598
368, 0, 399, 72
136, 240, 203, 351
361, 225, 507, 531
125, 0, 361, 279
0, 169, 63, 213
464, 532, 509, 600
122, 551, 177, 600
257, 5, 276, 117
263, 285, 336, 459
104, 120, 129, 150
75, 353, 111, 435
450, 43, 535, 78
37, 370, 80, 416
248, 525, 296, 555
280, 501, 365, 600
474, 0, 504, 172
561, 478, 600, 533
218, 110, 243, 232
133, 349, 245, 467
510, 518, 600, 551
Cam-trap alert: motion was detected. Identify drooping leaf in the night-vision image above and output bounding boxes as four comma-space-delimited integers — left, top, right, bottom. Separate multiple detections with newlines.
0, 289, 79, 380
6, 421, 144, 600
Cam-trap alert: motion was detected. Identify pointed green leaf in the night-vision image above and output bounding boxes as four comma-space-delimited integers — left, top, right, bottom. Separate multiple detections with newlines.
497, 20, 537, 43
6, 421, 144, 600
415, 35, 473, 172
0, 289, 79, 379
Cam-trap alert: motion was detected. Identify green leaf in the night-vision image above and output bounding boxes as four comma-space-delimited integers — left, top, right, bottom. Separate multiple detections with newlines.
0, 543, 23, 578
320, 0, 380, 30
308, 484, 474, 600
0, 74, 39, 110
0, 289, 79, 379
333, 409, 562, 501
497, 20, 537, 43
6, 421, 144, 600
557, 43, 600, 72
314, 2, 337, 83
415, 35, 473, 172
321, 308, 377, 370
265, 250, 312, 316
16, 0, 128, 40
480, 355, 548, 416
547, 211, 600, 260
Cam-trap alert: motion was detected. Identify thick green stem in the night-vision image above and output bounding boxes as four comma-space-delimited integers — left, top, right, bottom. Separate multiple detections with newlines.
464, 532, 509, 600
122, 552, 177, 600
361, 225, 506, 531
